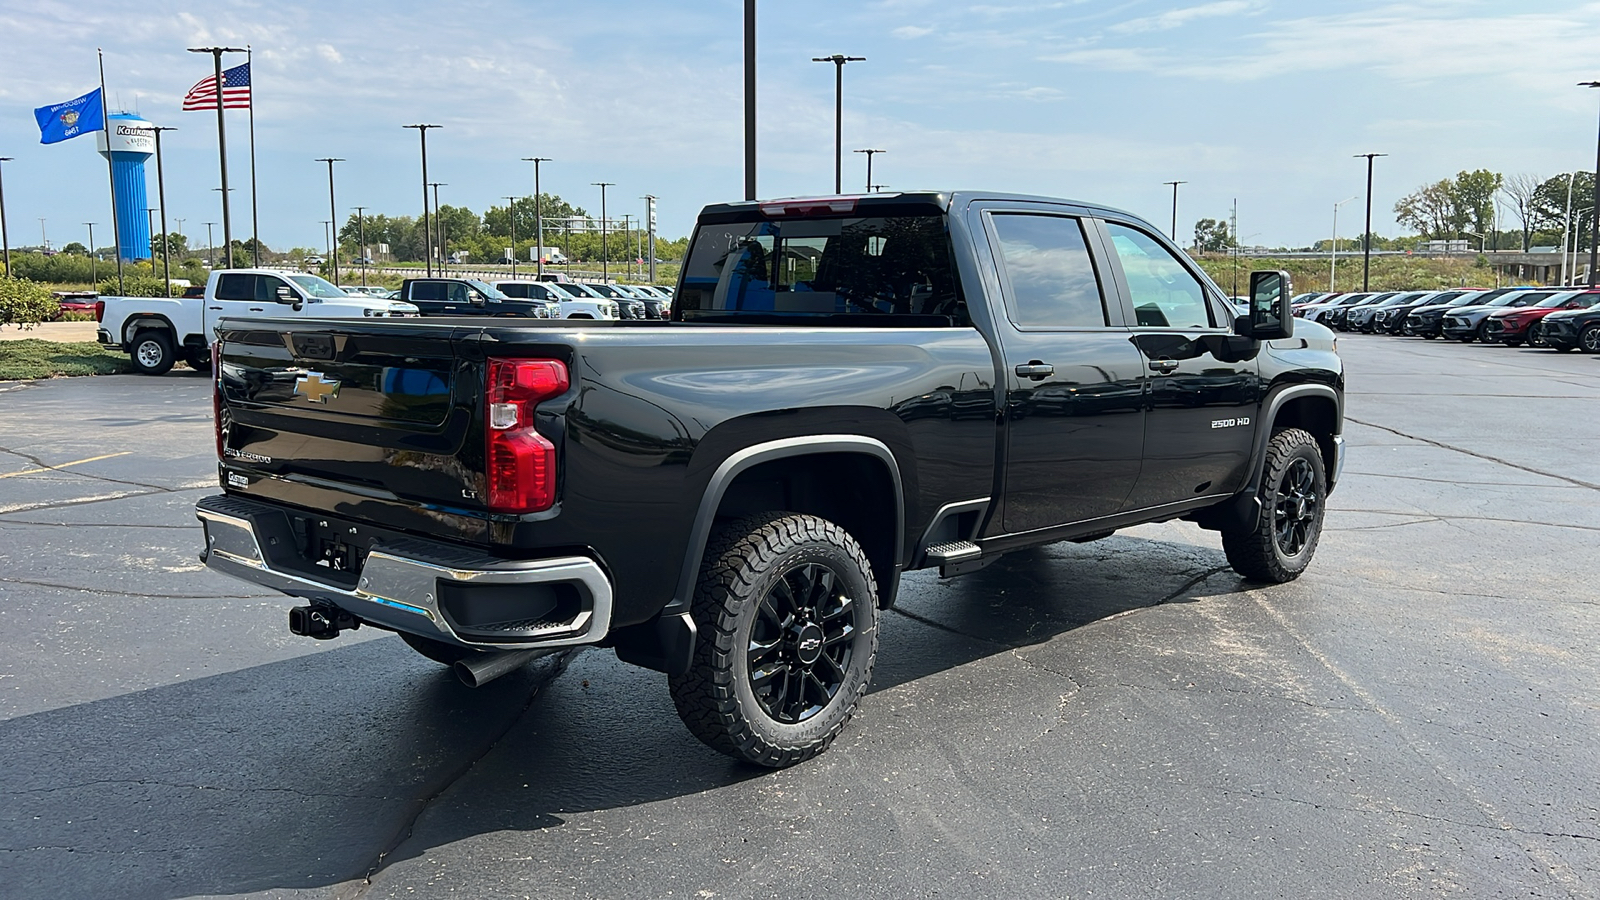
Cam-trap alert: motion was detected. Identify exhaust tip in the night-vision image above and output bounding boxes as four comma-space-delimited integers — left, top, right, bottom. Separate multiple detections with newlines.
453, 648, 548, 688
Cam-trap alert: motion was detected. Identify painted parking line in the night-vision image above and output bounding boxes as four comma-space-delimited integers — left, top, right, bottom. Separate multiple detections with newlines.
0, 451, 133, 480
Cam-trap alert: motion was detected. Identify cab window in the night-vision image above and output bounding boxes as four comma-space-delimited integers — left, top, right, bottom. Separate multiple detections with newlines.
409, 282, 447, 302
214, 273, 255, 302
990, 213, 1109, 329
1105, 222, 1214, 329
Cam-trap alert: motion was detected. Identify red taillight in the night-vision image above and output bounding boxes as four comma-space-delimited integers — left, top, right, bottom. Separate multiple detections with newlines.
94, 300, 105, 323
485, 358, 569, 513
212, 341, 225, 461
759, 196, 863, 216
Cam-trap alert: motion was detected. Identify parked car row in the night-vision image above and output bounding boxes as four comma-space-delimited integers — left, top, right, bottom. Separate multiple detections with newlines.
1290, 287, 1600, 351
383, 278, 674, 321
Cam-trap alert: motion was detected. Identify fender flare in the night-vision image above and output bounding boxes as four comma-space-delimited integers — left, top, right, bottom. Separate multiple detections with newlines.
1244, 382, 1343, 496
668, 434, 906, 614
122, 314, 179, 348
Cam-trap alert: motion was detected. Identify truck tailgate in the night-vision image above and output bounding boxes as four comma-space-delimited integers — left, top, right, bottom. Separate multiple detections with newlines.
215, 318, 562, 545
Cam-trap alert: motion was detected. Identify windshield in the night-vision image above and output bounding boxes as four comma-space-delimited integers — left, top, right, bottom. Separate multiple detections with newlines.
288, 274, 351, 299
1334, 294, 1370, 306
1535, 293, 1580, 308
466, 279, 507, 300
1489, 292, 1548, 307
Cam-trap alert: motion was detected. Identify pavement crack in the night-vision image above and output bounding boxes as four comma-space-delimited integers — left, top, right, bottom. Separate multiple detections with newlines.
0, 577, 273, 600
0, 519, 199, 530
0, 444, 179, 493
339, 648, 579, 898
1110, 680, 1366, 712
0, 486, 210, 517
1157, 566, 1232, 605
1345, 416, 1600, 491
1214, 786, 1600, 844
887, 606, 1017, 649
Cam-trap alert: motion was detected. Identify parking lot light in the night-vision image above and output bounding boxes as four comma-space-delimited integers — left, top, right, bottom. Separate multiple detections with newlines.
403, 125, 441, 276
353, 206, 367, 287
1, 157, 14, 277
593, 182, 614, 280
1354, 153, 1388, 291
855, 149, 885, 193
522, 157, 550, 277
1580, 82, 1600, 287
315, 158, 344, 286
812, 54, 866, 193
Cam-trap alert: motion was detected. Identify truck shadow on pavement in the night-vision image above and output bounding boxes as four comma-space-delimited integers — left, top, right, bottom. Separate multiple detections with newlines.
0, 534, 1234, 900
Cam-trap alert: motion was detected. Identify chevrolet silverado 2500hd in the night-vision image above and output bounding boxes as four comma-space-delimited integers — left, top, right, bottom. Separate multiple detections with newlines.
197, 191, 1344, 767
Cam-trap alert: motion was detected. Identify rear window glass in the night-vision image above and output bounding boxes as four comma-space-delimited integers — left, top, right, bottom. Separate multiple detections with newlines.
677, 215, 965, 325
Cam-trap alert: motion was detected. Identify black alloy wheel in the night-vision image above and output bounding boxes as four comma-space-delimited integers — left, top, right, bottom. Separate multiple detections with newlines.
1271, 456, 1319, 558
747, 562, 858, 725
1581, 325, 1600, 354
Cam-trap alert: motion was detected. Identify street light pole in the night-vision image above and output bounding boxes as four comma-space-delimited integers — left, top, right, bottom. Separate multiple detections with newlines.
745, 0, 757, 201
1354, 152, 1387, 291
642, 194, 657, 283
353, 206, 368, 287
149, 126, 176, 297
322, 220, 332, 270
84, 223, 97, 285
1163, 181, 1187, 242
505, 196, 518, 278
204, 222, 216, 266
1330, 195, 1358, 291
854, 149, 885, 192
403, 124, 440, 276
430, 183, 447, 271
1581, 82, 1600, 286
593, 182, 614, 280
812, 54, 865, 193
315, 157, 344, 285
0, 157, 12, 278
187, 47, 245, 266
522, 157, 550, 278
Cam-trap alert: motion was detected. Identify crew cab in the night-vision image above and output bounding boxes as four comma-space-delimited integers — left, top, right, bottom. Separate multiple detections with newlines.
493, 280, 619, 319
96, 269, 417, 375
197, 191, 1345, 768
398, 277, 557, 318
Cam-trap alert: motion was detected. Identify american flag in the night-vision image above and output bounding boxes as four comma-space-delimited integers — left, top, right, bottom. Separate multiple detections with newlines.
182, 62, 251, 111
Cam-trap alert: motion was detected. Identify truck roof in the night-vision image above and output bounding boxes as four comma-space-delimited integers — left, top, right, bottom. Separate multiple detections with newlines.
696, 191, 1146, 227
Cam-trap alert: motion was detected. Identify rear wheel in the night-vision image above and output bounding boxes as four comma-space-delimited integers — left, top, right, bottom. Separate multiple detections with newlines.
129, 330, 175, 375
184, 348, 212, 372
669, 512, 879, 768
1581, 325, 1600, 354
1222, 428, 1327, 584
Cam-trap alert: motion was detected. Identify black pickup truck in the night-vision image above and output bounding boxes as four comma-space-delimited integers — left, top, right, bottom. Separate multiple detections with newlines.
198, 191, 1344, 767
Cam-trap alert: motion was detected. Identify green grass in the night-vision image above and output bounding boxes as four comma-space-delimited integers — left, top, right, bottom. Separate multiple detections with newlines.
0, 340, 133, 380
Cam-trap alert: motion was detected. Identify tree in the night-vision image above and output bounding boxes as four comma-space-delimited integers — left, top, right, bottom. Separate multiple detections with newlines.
1530, 172, 1595, 239
1452, 169, 1502, 239
61, 241, 88, 255
0, 278, 58, 326
1193, 218, 1234, 253
1394, 179, 1456, 239
1500, 173, 1541, 251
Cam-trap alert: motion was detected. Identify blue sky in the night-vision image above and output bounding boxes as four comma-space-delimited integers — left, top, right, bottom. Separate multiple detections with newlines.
2, 0, 1599, 251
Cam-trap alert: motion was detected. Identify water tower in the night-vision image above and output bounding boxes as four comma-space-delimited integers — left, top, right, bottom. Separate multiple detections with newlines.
96, 112, 154, 262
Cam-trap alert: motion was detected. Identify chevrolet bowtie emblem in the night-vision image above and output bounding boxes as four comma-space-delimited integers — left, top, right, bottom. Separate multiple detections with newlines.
294, 372, 341, 404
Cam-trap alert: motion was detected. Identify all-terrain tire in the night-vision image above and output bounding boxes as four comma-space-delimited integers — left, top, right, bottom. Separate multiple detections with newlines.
1222, 428, 1327, 584
669, 512, 879, 768
399, 631, 485, 666
130, 330, 176, 376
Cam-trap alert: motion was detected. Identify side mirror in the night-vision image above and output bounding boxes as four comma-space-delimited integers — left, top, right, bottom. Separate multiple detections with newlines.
1242, 270, 1294, 340
275, 286, 297, 304
469, 291, 487, 306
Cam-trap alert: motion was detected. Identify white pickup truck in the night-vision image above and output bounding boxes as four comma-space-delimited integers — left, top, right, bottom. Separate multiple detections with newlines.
96, 269, 418, 375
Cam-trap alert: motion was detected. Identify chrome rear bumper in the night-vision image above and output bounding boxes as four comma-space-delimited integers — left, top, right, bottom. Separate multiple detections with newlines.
196, 494, 612, 651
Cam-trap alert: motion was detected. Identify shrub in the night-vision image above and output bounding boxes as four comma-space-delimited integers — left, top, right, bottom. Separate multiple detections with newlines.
98, 275, 175, 298
0, 278, 60, 327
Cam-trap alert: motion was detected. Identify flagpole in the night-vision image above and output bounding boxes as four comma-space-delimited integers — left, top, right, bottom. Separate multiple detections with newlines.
247, 46, 259, 266
97, 49, 124, 295
188, 46, 242, 269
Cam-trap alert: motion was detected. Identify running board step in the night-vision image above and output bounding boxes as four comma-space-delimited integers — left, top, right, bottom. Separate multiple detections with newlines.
925, 540, 980, 563
925, 540, 994, 578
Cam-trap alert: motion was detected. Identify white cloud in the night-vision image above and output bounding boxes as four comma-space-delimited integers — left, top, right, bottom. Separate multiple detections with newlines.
892, 25, 934, 38
1110, 1, 1256, 34
315, 44, 343, 64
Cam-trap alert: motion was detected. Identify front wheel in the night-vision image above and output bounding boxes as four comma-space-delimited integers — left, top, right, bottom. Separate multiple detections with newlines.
669, 512, 879, 768
1222, 428, 1327, 583
1581, 325, 1600, 354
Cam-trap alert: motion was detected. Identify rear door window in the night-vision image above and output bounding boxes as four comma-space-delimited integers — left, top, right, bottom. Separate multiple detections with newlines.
1105, 222, 1215, 329
989, 213, 1109, 328
214, 273, 256, 302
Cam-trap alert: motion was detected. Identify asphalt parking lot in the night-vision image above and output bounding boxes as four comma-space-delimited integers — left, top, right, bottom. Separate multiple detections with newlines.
1, 335, 1597, 899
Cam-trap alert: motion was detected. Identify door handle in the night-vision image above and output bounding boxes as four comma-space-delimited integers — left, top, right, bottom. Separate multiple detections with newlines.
248, 307, 265, 312
1015, 362, 1054, 379
1148, 358, 1180, 374
208, 306, 223, 310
